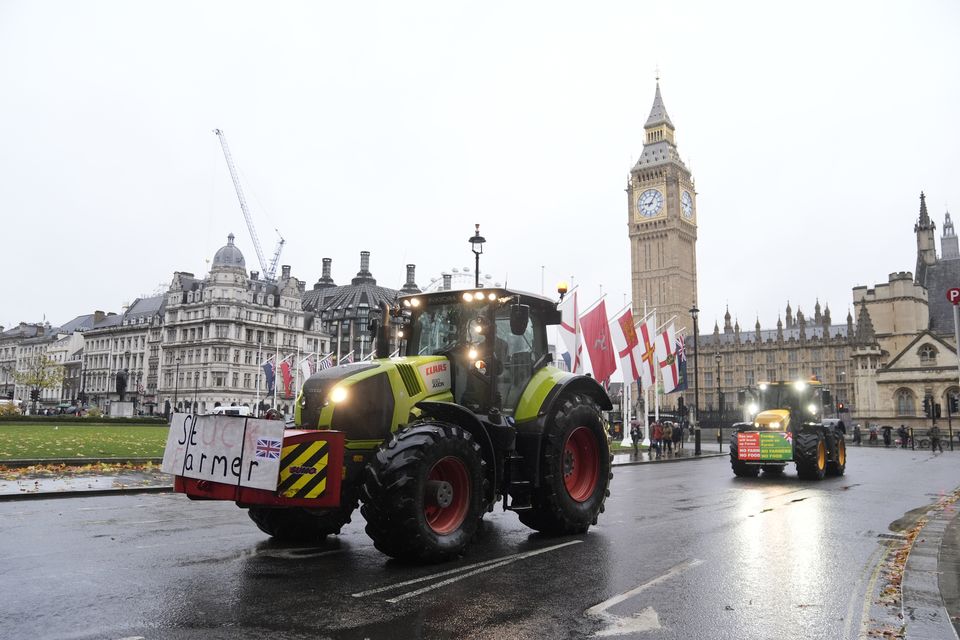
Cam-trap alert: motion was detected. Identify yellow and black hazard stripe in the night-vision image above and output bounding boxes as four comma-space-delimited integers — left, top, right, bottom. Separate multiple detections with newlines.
277, 440, 329, 499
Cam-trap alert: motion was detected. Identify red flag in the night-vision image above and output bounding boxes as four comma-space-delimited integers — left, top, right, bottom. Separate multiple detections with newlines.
280, 360, 293, 398
580, 300, 617, 386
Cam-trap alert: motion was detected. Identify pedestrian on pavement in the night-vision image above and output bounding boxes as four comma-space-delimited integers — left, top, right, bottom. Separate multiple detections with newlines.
630, 420, 642, 454
662, 421, 674, 454
652, 421, 663, 458
929, 424, 944, 453
853, 423, 861, 446
897, 424, 909, 448
672, 420, 682, 451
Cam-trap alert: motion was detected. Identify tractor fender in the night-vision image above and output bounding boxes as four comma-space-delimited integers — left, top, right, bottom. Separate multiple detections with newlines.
534, 374, 612, 428
414, 400, 498, 505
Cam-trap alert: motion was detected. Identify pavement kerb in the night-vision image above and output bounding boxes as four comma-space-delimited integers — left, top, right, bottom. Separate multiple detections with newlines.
901, 491, 960, 640
0, 457, 162, 468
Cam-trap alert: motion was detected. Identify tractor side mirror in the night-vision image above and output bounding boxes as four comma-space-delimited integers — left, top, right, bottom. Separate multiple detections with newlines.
510, 304, 530, 335
368, 317, 379, 337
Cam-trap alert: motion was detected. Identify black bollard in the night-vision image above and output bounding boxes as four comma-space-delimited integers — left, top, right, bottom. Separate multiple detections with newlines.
694, 427, 701, 455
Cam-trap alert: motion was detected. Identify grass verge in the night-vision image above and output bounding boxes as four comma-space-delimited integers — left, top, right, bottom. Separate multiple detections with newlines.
0, 423, 168, 460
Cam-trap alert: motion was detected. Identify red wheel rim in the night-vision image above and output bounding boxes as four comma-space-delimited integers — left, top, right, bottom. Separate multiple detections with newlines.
563, 426, 599, 502
424, 456, 470, 535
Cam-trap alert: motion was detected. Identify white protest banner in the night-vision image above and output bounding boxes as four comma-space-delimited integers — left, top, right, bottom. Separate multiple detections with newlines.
161, 413, 285, 491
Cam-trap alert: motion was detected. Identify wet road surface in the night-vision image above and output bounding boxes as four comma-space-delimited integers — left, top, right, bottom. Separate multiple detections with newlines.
1, 446, 956, 639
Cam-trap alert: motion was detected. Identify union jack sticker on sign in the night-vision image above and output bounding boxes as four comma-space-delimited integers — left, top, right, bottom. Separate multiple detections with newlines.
255, 438, 282, 460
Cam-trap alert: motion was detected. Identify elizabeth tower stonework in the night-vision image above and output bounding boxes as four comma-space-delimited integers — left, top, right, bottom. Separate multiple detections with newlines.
627, 81, 698, 336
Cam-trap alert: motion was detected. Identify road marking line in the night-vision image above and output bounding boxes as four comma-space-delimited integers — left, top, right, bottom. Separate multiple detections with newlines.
351, 554, 524, 598
354, 540, 581, 603
857, 544, 890, 640
842, 544, 884, 640
585, 558, 703, 637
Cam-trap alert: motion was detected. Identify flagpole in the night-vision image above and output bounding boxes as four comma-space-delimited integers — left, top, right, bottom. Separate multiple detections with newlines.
295, 345, 301, 400
255, 342, 262, 417
579, 293, 608, 317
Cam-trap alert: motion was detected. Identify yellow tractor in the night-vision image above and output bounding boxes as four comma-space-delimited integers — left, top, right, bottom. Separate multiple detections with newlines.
729, 380, 846, 480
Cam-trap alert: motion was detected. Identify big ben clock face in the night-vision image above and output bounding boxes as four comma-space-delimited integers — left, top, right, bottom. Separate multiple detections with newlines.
637, 189, 664, 218
681, 191, 694, 219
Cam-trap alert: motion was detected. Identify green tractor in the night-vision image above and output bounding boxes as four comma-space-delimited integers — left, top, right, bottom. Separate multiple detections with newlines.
729, 379, 846, 480
173, 287, 612, 562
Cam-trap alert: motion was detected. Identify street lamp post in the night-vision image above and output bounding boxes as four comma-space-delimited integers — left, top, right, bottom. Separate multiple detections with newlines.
469, 224, 486, 288
689, 305, 701, 455
173, 356, 181, 414
193, 371, 200, 414
715, 352, 723, 453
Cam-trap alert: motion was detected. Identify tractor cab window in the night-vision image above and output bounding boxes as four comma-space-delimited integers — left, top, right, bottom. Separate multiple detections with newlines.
495, 306, 546, 414
412, 304, 482, 356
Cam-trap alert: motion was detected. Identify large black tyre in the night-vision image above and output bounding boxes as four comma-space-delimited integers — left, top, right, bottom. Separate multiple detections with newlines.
247, 501, 357, 541
360, 422, 488, 563
517, 394, 612, 535
795, 431, 827, 480
729, 434, 760, 477
826, 430, 846, 476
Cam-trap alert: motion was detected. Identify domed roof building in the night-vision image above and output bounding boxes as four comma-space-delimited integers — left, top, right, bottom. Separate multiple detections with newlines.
211, 233, 246, 272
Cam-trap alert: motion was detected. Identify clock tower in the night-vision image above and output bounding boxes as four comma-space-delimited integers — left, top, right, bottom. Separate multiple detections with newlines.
627, 81, 698, 336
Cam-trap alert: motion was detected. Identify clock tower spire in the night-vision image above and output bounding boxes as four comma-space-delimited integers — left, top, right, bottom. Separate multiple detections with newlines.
627, 79, 698, 336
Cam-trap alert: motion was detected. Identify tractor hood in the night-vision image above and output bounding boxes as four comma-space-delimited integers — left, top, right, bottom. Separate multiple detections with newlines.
753, 409, 791, 431
296, 356, 454, 443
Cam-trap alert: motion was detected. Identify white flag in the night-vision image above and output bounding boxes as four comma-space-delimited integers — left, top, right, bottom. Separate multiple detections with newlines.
654, 323, 678, 393
558, 290, 583, 374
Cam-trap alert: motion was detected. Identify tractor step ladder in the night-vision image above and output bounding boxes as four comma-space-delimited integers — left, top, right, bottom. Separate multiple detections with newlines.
504, 454, 533, 511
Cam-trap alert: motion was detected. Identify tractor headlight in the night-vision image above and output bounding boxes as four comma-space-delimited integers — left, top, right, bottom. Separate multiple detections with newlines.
468, 348, 478, 360
463, 292, 474, 302
329, 386, 348, 403
747, 403, 759, 415
807, 403, 817, 414
410, 298, 421, 307
794, 380, 807, 392
770, 421, 781, 429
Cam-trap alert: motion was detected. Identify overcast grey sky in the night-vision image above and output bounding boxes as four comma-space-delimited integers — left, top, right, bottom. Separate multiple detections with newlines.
1, 1, 958, 334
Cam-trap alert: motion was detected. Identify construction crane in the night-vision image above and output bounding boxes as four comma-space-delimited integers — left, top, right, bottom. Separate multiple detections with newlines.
213, 129, 285, 281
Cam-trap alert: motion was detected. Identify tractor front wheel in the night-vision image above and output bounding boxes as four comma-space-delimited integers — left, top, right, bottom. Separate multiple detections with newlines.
518, 394, 612, 535
795, 432, 827, 480
729, 435, 760, 477
360, 421, 488, 563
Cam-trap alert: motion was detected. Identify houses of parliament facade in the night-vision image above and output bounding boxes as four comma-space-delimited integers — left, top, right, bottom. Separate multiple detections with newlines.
629, 81, 957, 430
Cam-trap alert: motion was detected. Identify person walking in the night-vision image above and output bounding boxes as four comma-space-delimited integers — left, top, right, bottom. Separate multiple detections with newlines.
652, 420, 663, 459
897, 424, 909, 448
673, 420, 683, 452
929, 424, 944, 453
630, 420, 642, 455
662, 421, 674, 455
853, 423, 862, 446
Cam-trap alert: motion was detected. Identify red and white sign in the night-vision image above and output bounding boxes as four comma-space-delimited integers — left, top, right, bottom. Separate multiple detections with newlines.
736, 432, 761, 461
947, 287, 960, 305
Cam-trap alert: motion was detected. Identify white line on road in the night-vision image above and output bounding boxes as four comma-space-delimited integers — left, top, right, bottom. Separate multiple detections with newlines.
351, 540, 581, 603
585, 558, 703, 637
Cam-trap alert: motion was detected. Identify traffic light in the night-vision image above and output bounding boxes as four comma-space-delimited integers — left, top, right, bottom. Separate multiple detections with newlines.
837, 402, 845, 412
677, 396, 686, 416
923, 396, 932, 417
30, 388, 39, 402
935, 403, 942, 419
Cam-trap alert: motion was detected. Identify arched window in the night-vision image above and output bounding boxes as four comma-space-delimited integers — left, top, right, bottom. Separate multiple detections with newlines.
919, 345, 937, 365
895, 389, 916, 416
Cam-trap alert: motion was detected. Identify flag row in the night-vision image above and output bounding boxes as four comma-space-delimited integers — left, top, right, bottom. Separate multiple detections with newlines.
558, 290, 687, 394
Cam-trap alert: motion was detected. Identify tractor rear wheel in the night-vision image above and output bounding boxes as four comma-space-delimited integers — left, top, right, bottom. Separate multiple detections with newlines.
795, 431, 827, 480
360, 421, 487, 563
518, 394, 612, 535
827, 431, 846, 476
247, 502, 357, 541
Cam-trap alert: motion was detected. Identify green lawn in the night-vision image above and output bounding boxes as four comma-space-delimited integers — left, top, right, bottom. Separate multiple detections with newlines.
0, 423, 169, 460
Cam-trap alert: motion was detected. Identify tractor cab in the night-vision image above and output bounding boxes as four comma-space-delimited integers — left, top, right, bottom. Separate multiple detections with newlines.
747, 380, 828, 432
400, 288, 559, 415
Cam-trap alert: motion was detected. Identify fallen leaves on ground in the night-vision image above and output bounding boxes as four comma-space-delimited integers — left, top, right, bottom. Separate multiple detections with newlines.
0, 461, 161, 482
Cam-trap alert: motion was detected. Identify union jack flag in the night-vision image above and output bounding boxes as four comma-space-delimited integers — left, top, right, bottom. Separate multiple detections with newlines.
255, 438, 282, 460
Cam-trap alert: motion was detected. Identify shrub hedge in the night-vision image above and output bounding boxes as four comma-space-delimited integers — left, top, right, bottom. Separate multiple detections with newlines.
0, 414, 167, 425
